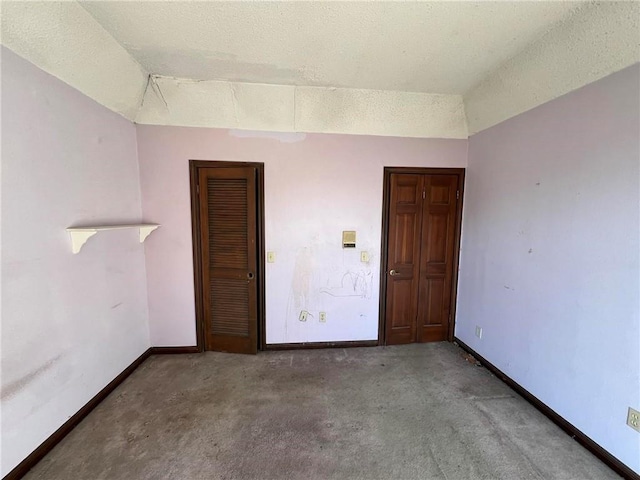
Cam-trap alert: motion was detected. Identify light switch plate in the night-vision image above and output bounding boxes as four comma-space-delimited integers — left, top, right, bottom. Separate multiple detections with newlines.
267, 251, 276, 263
360, 251, 370, 262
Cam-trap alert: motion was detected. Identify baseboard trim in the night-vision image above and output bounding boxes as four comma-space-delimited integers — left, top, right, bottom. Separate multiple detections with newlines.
264, 340, 378, 351
150, 346, 200, 354
3, 345, 205, 480
3, 348, 153, 480
454, 337, 639, 480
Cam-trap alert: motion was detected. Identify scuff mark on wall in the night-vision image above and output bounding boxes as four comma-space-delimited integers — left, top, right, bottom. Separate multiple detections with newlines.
1, 354, 63, 400
291, 247, 313, 310
283, 245, 376, 341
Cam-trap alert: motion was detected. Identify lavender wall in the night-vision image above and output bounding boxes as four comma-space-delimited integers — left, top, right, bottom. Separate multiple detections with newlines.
456, 64, 640, 473
1, 48, 150, 476
135, 127, 467, 346
5, 37, 636, 476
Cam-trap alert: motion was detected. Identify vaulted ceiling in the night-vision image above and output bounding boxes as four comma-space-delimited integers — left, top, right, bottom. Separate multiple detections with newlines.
80, 1, 580, 94
2, 1, 639, 138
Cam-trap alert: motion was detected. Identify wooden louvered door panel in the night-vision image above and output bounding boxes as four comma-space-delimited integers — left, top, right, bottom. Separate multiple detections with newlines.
383, 171, 461, 345
199, 166, 258, 354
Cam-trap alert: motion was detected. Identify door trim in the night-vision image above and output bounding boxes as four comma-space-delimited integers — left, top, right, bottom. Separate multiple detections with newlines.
189, 160, 266, 352
378, 167, 465, 345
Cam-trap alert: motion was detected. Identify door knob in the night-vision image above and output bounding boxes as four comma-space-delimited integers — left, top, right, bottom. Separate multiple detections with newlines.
389, 269, 399, 276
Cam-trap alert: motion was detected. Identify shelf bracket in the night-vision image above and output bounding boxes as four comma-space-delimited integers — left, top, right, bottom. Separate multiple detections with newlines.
68, 230, 98, 254
139, 225, 160, 243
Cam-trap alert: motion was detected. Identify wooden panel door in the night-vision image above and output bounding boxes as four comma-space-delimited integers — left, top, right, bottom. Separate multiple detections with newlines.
198, 166, 258, 354
384, 171, 461, 345
384, 174, 424, 345
417, 175, 459, 342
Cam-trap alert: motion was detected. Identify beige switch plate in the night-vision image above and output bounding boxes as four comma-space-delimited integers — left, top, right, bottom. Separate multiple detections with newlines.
267, 251, 276, 263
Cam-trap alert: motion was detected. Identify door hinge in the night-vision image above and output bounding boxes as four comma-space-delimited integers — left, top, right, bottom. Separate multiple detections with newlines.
456, 190, 460, 200
196, 184, 200, 195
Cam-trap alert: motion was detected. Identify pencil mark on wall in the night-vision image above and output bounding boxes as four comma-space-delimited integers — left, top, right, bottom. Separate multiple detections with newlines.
320, 270, 373, 299
111, 302, 123, 309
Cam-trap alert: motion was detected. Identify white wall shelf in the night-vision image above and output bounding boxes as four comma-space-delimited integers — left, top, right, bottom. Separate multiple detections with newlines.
66, 224, 160, 254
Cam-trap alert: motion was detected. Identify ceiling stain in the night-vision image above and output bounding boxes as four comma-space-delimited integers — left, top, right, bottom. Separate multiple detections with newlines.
129, 48, 325, 88
228, 130, 307, 144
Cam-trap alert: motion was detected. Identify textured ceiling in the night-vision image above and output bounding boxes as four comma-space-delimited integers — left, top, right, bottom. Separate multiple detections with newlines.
79, 1, 582, 94
2, 1, 638, 138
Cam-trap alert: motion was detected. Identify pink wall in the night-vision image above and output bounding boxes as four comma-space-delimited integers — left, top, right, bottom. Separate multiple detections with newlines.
457, 64, 640, 473
1, 47, 150, 476
136, 128, 468, 346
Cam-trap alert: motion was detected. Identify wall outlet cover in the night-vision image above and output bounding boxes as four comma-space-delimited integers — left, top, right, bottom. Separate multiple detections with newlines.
627, 407, 640, 432
475, 326, 483, 339
319, 312, 327, 323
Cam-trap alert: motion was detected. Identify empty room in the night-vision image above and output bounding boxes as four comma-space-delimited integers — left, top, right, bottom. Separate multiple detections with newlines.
1, 1, 639, 479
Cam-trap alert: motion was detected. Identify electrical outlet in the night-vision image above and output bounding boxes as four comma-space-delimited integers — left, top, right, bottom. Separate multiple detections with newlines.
299, 311, 308, 322
475, 326, 483, 339
627, 407, 640, 432
319, 312, 327, 323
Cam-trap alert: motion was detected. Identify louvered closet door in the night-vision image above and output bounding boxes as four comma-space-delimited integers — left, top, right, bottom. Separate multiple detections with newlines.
199, 167, 258, 354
